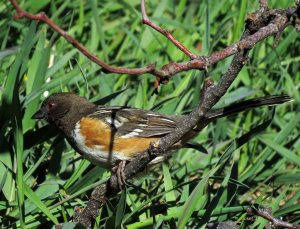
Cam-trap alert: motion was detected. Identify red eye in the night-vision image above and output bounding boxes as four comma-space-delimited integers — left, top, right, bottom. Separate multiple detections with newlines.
47, 102, 56, 110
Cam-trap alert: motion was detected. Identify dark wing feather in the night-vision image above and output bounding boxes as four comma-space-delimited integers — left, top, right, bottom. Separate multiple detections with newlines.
88, 106, 180, 138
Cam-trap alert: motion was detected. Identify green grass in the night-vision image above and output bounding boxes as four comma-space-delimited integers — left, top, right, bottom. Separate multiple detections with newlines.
0, 0, 299, 228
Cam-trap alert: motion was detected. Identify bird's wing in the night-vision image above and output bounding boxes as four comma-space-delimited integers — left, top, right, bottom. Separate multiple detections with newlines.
88, 106, 179, 138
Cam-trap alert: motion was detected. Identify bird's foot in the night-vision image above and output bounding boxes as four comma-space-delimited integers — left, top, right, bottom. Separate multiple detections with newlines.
112, 160, 127, 190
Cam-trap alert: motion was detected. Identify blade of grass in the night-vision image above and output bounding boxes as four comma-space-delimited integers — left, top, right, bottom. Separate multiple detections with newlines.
162, 163, 177, 215
178, 110, 274, 228
259, 137, 300, 167
177, 166, 218, 229
240, 112, 300, 181
127, 206, 249, 229
14, 115, 25, 227
116, 190, 127, 228
23, 183, 59, 224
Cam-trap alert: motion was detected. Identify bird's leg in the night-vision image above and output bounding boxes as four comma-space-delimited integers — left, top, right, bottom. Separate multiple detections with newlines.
117, 160, 127, 189
112, 160, 127, 190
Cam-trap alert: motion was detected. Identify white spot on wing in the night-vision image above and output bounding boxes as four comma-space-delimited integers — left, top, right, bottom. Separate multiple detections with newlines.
160, 118, 175, 123
120, 128, 143, 138
120, 132, 139, 138
138, 124, 148, 127
104, 117, 123, 128
96, 110, 112, 114
147, 113, 160, 117
147, 113, 175, 123
118, 116, 129, 123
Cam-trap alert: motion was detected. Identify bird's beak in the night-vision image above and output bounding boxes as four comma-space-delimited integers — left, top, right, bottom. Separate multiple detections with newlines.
31, 109, 46, 119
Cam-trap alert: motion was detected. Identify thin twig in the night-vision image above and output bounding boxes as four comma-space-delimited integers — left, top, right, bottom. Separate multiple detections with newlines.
9, 0, 295, 86
9, 0, 154, 75
248, 207, 300, 229
141, 0, 198, 59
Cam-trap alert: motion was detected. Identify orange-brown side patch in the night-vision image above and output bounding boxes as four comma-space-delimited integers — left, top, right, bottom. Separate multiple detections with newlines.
79, 117, 157, 158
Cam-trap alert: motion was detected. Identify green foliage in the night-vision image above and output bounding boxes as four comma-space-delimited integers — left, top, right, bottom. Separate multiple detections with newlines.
0, 0, 299, 228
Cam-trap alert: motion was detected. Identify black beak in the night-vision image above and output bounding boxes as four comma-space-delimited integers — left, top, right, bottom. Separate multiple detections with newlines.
31, 109, 46, 119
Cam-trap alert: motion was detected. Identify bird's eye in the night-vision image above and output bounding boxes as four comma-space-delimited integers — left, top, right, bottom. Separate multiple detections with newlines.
47, 102, 56, 110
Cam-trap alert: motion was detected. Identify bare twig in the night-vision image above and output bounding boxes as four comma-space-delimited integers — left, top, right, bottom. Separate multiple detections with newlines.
9, 0, 154, 75
9, 0, 295, 87
248, 207, 300, 229
141, 0, 198, 59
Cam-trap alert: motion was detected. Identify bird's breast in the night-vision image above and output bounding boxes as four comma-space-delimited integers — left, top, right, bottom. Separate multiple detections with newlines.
71, 117, 157, 169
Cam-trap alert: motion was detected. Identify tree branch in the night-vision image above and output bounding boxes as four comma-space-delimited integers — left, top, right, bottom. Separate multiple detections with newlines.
248, 207, 300, 229
9, 0, 296, 90
141, 0, 198, 59
72, 35, 250, 229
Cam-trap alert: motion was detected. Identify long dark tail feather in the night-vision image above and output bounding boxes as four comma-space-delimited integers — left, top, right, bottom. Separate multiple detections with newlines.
205, 94, 291, 121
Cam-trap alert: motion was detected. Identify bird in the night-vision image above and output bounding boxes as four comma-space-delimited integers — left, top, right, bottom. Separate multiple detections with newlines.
32, 93, 290, 186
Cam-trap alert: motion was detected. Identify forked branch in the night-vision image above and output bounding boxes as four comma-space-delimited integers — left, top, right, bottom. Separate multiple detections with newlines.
9, 0, 297, 90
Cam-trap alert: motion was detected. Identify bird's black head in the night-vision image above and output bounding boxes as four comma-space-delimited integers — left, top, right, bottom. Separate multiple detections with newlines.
32, 93, 95, 124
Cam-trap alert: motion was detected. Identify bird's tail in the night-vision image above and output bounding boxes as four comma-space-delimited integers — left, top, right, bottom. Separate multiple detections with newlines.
204, 94, 291, 121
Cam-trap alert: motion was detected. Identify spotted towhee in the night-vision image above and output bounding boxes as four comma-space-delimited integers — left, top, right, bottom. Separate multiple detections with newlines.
32, 93, 290, 179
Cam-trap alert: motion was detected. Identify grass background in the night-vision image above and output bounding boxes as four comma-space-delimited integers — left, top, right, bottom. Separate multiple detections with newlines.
0, 0, 299, 228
